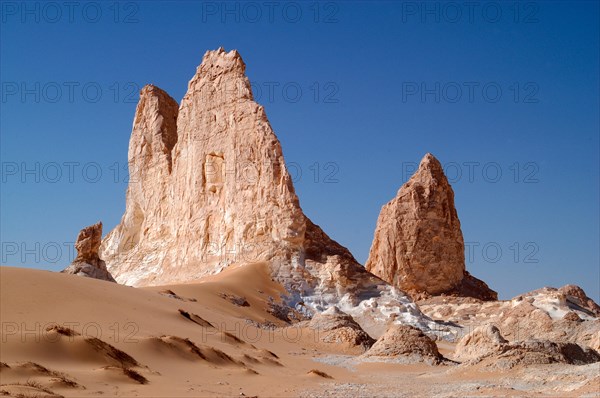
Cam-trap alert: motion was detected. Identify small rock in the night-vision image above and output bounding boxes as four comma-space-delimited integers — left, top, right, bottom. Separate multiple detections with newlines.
61, 222, 116, 282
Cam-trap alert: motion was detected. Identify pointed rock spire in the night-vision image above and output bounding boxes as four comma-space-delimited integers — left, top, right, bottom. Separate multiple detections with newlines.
366, 153, 497, 300
101, 84, 179, 260
102, 48, 306, 285
132, 84, 179, 171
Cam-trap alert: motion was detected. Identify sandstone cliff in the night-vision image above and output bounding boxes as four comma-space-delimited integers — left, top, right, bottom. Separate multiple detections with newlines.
365, 153, 496, 300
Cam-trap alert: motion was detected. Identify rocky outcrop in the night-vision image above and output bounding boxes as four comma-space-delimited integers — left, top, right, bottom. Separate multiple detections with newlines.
101, 85, 179, 263
557, 285, 600, 317
455, 325, 600, 369
102, 48, 306, 284
100, 48, 445, 338
362, 324, 445, 364
365, 153, 496, 301
419, 285, 600, 351
62, 222, 115, 282
454, 325, 508, 362
304, 307, 375, 351
451, 272, 497, 301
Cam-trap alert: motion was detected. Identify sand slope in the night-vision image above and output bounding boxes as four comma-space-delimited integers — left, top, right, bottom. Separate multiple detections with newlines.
1, 265, 598, 397
0, 264, 346, 397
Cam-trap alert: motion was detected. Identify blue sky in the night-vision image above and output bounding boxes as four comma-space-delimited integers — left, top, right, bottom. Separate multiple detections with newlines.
1, 1, 598, 301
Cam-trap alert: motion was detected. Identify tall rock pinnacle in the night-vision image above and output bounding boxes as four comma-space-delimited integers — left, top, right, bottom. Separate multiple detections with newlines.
100, 48, 444, 337
365, 153, 497, 300
103, 85, 179, 261
102, 48, 305, 284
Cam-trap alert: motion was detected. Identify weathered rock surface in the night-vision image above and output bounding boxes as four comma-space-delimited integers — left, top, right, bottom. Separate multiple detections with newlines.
557, 284, 600, 317
454, 324, 508, 362
101, 84, 179, 264
62, 222, 116, 282
100, 48, 444, 338
362, 324, 445, 364
365, 153, 496, 301
303, 307, 375, 351
455, 325, 600, 369
419, 285, 600, 351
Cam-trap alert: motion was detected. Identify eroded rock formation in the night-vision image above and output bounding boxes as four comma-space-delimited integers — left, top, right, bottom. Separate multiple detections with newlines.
557, 285, 600, 317
419, 285, 600, 351
303, 306, 375, 352
103, 84, 179, 262
454, 325, 508, 362
101, 49, 305, 284
100, 48, 443, 338
365, 153, 496, 300
455, 325, 600, 369
62, 222, 115, 282
362, 324, 445, 364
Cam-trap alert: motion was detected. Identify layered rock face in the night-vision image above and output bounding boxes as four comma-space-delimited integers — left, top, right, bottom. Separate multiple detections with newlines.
365, 153, 496, 300
101, 48, 442, 337
62, 222, 115, 282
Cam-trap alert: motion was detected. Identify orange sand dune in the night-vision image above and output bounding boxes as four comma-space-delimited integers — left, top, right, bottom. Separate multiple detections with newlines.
0, 264, 348, 397
1, 265, 598, 397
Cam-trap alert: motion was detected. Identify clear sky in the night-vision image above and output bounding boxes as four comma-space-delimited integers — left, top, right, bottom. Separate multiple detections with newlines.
1, 1, 598, 301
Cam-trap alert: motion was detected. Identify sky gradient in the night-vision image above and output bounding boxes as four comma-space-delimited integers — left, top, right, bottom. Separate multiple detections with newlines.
1, 1, 598, 301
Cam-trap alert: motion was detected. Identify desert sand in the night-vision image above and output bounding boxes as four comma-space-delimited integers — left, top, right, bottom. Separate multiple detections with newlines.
1, 265, 598, 397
